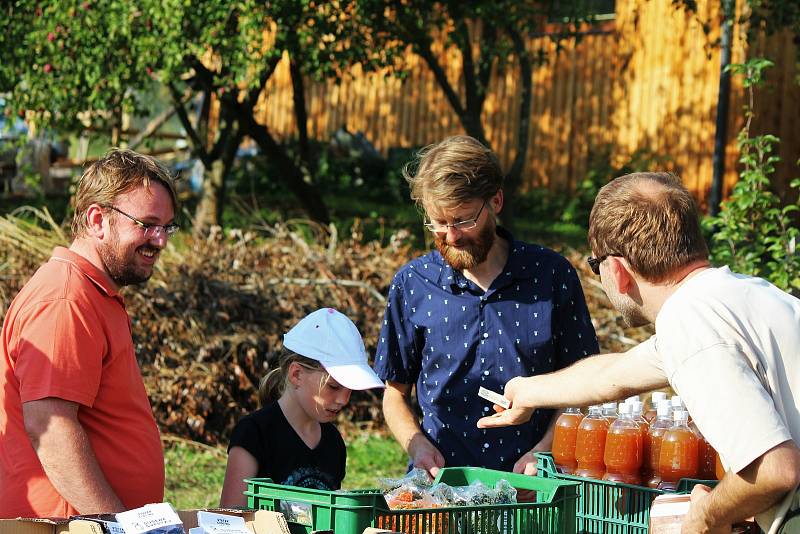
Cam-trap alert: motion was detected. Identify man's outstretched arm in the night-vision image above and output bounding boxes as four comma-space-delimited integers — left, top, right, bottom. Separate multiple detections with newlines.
478, 342, 668, 428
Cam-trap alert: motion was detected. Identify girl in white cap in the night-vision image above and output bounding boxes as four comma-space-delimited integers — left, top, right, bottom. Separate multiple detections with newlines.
219, 308, 384, 506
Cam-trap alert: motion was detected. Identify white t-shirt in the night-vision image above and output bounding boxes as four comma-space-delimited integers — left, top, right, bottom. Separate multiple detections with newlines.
629, 266, 799, 532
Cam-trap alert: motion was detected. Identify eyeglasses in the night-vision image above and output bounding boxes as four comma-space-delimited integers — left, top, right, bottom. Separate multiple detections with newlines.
424, 201, 487, 233
105, 205, 180, 239
587, 253, 624, 275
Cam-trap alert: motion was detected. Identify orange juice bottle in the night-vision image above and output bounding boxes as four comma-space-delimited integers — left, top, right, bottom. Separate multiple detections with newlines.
603, 403, 643, 484
552, 407, 584, 474
645, 392, 667, 422
670, 395, 684, 415
631, 400, 650, 431
658, 410, 699, 490
575, 405, 609, 479
601, 402, 618, 424
715, 450, 725, 480
698, 438, 717, 480
643, 400, 672, 488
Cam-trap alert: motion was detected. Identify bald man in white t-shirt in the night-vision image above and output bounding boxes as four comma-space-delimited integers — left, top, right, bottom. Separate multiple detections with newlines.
478, 172, 800, 534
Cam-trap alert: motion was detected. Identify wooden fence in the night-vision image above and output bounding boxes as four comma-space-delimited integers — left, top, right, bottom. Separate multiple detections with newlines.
255, 0, 799, 203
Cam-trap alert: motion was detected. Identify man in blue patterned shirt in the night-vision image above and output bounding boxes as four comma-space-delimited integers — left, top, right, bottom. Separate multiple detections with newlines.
374, 135, 599, 475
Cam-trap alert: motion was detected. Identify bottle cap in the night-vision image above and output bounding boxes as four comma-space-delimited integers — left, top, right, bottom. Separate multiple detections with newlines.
651, 391, 667, 404
673, 409, 688, 422
632, 400, 644, 415
657, 400, 671, 417
671, 395, 683, 409
626, 395, 640, 403
618, 402, 632, 415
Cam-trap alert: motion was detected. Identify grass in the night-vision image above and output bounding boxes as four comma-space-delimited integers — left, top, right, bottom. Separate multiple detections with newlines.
163, 431, 407, 509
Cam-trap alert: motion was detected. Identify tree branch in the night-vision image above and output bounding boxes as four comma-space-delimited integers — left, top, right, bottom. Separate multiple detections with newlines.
167, 82, 210, 166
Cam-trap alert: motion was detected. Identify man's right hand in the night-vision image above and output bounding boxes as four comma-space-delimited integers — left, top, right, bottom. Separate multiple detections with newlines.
408, 433, 445, 478
477, 376, 536, 428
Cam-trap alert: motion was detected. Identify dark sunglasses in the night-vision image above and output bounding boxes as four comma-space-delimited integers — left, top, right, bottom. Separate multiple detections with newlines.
587, 253, 624, 275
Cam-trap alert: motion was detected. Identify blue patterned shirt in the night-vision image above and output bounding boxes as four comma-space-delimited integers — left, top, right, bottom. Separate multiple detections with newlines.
374, 228, 599, 471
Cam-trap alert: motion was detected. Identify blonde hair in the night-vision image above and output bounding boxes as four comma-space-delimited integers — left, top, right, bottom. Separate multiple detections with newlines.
404, 136, 503, 211
71, 148, 178, 238
258, 350, 328, 407
588, 172, 709, 282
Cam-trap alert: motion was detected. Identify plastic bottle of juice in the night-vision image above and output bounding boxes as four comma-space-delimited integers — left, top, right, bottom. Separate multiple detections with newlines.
658, 410, 699, 490
670, 395, 684, 415
574, 405, 609, 479
715, 450, 725, 480
645, 392, 668, 422
603, 402, 643, 484
643, 400, 672, 488
698, 438, 717, 480
601, 402, 618, 424
631, 400, 650, 431
552, 407, 584, 474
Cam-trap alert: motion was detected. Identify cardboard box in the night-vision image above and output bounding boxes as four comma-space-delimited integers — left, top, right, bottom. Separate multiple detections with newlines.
0, 510, 289, 534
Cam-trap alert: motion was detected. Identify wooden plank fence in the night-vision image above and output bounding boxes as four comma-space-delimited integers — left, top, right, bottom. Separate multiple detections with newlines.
255, 0, 799, 203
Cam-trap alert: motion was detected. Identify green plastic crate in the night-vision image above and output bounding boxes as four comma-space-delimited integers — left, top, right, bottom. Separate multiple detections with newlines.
535, 452, 717, 534
245, 466, 580, 534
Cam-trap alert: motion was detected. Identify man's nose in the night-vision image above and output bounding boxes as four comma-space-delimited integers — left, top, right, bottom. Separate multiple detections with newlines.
148, 227, 169, 248
445, 225, 462, 241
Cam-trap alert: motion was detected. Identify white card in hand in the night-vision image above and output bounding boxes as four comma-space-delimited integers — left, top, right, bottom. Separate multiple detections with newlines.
478, 386, 511, 409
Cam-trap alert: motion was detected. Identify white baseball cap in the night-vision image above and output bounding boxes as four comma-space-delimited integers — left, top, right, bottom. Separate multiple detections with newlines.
283, 308, 385, 390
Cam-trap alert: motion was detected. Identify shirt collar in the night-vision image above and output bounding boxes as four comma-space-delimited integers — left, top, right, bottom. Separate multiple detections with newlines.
50, 246, 121, 300
441, 226, 534, 291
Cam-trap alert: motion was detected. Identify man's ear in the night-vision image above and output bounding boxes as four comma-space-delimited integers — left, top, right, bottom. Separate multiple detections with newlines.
490, 189, 504, 216
85, 204, 107, 238
608, 256, 635, 294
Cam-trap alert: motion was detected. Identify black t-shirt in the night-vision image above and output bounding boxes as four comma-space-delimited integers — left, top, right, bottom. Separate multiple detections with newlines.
228, 401, 346, 490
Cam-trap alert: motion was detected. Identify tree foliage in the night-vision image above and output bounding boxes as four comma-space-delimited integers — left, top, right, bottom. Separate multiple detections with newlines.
0, 0, 378, 227
704, 58, 800, 295
352, 0, 600, 228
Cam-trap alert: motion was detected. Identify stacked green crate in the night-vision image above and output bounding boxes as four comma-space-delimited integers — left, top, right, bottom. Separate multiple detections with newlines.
535, 452, 717, 534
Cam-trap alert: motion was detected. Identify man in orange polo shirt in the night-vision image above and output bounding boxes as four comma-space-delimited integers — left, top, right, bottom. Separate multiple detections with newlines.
0, 149, 179, 517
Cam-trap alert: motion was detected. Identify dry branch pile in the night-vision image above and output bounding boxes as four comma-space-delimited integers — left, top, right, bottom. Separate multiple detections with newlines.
0, 212, 652, 445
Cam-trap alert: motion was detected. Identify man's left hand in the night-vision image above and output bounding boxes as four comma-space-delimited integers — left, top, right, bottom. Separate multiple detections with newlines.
682, 484, 731, 534
513, 442, 552, 502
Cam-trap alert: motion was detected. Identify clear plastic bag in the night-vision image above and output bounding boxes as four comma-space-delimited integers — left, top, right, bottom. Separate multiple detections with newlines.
378, 467, 434, 492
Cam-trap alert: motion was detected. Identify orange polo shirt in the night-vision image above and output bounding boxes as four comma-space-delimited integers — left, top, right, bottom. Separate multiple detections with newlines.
0, 247, 164, 518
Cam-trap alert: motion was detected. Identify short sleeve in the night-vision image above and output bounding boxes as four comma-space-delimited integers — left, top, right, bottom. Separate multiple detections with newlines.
670, 343, 792, 474
373, 274, 420, 384
13, 299, 105, 407
626, 335, 664, 374
552, 260, 599, 369
228, 416, 268, 468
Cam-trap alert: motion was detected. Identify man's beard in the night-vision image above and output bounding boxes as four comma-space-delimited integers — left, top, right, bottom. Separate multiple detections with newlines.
434, 221, 496, 271
98, 230, 158, 287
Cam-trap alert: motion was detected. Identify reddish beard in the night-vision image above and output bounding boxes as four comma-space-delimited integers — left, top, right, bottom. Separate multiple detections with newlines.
434, 221, 496, 271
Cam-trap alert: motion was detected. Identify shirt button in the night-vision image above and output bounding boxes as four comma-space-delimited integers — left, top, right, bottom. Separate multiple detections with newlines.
483, 406, 490, 412
483, 333, 489, 338
483, 443, 490, 448
483, 370, 490, 376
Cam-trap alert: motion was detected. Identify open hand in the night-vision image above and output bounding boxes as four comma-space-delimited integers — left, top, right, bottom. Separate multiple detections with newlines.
476, 377, 535, 428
